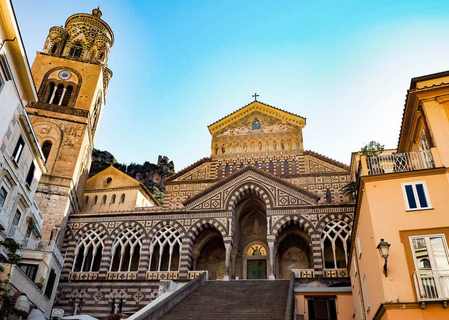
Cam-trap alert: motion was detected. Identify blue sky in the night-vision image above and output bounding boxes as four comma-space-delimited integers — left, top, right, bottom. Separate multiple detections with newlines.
13, 0, 449, 170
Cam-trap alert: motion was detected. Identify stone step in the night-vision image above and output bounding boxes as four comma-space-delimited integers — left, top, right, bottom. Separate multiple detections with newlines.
160, 280, 290, 320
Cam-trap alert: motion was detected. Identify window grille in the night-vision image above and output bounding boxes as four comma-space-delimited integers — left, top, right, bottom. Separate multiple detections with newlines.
149, 225, 182, 272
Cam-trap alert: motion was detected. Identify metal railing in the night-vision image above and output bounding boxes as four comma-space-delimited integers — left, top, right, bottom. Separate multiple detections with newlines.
413, 269, 449, 301
367, 150, 434, 176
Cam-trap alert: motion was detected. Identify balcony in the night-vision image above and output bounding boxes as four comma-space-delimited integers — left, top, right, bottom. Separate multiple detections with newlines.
363, 150, 435, 176
413, 270, 449, 301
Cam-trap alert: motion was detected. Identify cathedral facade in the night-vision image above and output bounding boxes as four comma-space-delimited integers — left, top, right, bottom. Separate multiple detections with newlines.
23, 8, 355, 319
56, 101, 355, 318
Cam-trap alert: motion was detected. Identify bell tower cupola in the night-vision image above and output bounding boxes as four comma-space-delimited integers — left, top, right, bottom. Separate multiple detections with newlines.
43, 7, 113, 65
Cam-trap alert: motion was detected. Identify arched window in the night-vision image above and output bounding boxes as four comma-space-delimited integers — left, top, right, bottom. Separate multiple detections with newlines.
69, 44, 83, 58
73, 229, 106, 272
120, 193, 125, 204
110, 194, 116, 205
149, 225, 182, 272
102, 195, 107, 205
110, 227, 143, 272
41, 140, 52, 163
61, 85, 73, 106
51, 44, 58, 54
94, 195, 98, 205
321, 220, 351, 269
85, 196, 89, 207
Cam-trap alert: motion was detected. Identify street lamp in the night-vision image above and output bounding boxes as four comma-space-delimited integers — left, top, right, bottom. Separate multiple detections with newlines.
377, 238, 391, 277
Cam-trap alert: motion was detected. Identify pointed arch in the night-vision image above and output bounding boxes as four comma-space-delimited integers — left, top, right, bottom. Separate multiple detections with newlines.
320, 219, 351, 269
187, 219, 227, 243
73, 226, 108, 272
109, 223, 145, 272
226, 181, 274, 211
271, 215, 315, 238
148, 222, 184, 272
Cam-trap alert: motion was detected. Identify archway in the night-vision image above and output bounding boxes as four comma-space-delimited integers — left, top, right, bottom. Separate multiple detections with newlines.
275, 224, 312, 279
232, 194, 268, 279
192, 228, 225, 280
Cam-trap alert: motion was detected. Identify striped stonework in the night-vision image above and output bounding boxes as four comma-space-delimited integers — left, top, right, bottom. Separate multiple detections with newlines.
226, 182, 273, 211
56, 160, 355, 319
179, 236, 193, 278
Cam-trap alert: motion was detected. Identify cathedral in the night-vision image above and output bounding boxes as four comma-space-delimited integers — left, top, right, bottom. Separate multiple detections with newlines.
23, 8, 355, 320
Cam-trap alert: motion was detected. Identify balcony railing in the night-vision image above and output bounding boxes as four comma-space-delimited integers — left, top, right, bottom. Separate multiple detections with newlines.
367, 150, 434, 176
413, 270, 449, 301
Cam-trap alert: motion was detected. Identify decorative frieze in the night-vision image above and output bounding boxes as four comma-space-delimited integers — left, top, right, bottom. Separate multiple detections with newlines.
106, 272, 138, 280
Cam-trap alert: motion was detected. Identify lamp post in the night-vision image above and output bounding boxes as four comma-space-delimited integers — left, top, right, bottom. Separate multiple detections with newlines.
377, 238, 391, 277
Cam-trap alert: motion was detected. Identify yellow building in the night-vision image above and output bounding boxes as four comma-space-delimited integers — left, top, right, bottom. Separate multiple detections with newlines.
350, 71, 449, 319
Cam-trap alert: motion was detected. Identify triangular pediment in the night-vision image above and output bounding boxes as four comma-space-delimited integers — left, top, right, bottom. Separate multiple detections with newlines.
85, 165, 141, 191
184, 167, 318, 211
208, 100, 306, 136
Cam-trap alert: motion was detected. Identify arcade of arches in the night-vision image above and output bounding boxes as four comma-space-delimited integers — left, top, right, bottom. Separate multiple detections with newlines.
191, 192, 314, 280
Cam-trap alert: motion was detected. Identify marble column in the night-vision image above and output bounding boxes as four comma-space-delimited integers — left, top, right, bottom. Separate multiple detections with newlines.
268, 239, 275, 280
224, 240, 232, 280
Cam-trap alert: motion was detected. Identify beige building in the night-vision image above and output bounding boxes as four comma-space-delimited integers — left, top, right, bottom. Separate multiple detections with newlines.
350, 71, 449, 319
0, 0, 63, 318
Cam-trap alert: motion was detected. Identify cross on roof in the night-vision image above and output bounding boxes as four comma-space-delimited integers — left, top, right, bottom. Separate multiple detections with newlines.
252, 92, 259, 101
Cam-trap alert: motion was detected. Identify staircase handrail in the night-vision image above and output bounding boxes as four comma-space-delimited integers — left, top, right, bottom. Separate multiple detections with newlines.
284, 273, 295, 320
126, 272, 207, 320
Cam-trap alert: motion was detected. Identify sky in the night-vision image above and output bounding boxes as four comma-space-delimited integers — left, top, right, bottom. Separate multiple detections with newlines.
12, 0, 449, 170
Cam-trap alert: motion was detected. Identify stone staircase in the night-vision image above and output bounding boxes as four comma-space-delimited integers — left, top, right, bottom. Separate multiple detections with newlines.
159, 280, 291, 320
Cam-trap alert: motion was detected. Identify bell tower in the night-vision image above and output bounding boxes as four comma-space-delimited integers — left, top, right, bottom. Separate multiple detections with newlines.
26, 8, 114, 241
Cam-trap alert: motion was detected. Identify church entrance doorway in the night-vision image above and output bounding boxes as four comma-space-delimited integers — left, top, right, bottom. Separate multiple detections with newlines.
245, 242, 268, 279
247, 260, 267, 279
232, 193, 269, 279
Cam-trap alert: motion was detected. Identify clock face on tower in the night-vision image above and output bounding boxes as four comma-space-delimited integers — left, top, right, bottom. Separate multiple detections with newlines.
58, 69, 71, 80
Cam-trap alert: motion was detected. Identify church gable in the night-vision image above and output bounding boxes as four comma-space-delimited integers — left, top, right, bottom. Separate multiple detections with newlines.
208, 100, 305, 135
184, 167, 319, 211
209, 101, 306, 158
215, 111, 297, 137
85, 165, 141, 191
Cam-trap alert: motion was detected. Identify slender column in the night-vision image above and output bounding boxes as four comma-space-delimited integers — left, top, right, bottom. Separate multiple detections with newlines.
268, 239, 275, 280
49, 86, 57, 104
58, 87, 67, 106
224, 241, 232, 280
